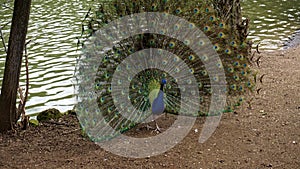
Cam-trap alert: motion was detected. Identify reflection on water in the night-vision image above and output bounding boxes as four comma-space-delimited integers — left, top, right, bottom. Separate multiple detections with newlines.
242, 0, 300, 50
0, 0, 94, 114
0, 0, 299, 115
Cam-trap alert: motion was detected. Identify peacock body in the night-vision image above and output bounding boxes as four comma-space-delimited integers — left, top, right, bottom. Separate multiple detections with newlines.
76, 0, 256, 141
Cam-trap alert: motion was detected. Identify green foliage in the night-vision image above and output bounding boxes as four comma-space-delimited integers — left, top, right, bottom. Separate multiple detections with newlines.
29, 119, 39, 126
37, 108, 62, 122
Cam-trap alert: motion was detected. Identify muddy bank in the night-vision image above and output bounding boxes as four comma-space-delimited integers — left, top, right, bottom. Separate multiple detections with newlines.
0, 46, 299, 168
284, 30, 300, 49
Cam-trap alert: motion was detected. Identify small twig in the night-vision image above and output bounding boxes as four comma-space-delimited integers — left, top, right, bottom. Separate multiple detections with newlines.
256, 56, 262, 67
256, 42, 261, 54
43, 120, 74, 127
259, 74, 266, 83
1, 4, 13, 11
77, 7, 92, 51
62, 129, 80, 135
1, 20, 11, 30
247, 98, 254, 109
21, 40, 31, 113
257, 88, 262, 95
16, 40, 31, 129
17, 87, 25, 119
250, 51, 256, 62
0, 26, 7, 53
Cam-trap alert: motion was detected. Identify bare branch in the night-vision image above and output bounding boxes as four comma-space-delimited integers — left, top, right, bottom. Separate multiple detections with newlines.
17, 86, 24, 120
0, 26, 7, 53
16, 40, 31, 128
20, 40, 31, 118
1, 3, 13, 11
1, 20, 11, 30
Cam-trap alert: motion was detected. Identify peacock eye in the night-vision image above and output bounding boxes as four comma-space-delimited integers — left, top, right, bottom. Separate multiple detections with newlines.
241, 70, 246, 76
174, 24, 180, 30
151, 4, 157, 10
160, 29, 166, 34
217, 62, 223, 68
116, 66, 121, 72
213, 75, 219, 82
169, 42, 175, 48
231, 84, 237, 90
233, 61, 240, 67
213, 44, 219, 51
186, 79, 192, 84
100, 97, 105, 103
175, 8, 181, 14
189, 68, 194, 74
105, 73, 110, 78
149, 40, 155, 45
199, 40, 205, 46
225, 48, 231, 54
104, 55, 108, 60
128, 48, 135, 53
204, 26, 210, 32
188, 55, 195, 61
201, 55, 208, 61
193, 8, 199, 13
184, 40, 190, 45
201, 70, 208, 76
162, 60, 167, 65
189, 23, 195, 29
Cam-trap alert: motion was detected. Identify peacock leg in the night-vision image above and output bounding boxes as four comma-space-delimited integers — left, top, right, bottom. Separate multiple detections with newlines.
153, 114, 164, 133
154, 119, 162, 133
145, 124, 154, 130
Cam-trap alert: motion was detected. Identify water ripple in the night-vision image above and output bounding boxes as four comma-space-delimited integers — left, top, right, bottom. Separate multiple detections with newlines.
242, 0, 300, 50
0, 0, 299, 115
0, 0, 94, 115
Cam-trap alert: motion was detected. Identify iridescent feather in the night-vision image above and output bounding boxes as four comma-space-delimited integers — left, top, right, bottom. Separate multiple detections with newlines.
78, 0, 256, 140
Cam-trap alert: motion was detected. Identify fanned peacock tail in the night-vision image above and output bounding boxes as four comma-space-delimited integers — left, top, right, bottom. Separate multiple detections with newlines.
77, 0, 257, 140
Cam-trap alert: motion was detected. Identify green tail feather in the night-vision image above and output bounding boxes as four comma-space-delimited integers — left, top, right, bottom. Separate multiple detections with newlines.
78, 0, 257, 140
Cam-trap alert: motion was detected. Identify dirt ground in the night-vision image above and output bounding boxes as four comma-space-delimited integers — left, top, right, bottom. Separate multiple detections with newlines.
0, 46, 299, 169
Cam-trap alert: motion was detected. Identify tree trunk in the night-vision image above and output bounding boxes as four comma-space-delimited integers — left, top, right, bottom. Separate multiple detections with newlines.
0, 0, 31, 131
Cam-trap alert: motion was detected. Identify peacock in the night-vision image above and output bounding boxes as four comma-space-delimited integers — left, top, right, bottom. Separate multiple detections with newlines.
147, 78, 166, 132
76, 0, 256, 142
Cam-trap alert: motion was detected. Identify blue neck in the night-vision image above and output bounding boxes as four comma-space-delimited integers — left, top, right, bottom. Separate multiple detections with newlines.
160, 83, 165, 91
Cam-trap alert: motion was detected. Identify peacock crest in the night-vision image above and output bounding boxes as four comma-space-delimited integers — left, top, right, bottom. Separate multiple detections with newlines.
76, 0, 257, 141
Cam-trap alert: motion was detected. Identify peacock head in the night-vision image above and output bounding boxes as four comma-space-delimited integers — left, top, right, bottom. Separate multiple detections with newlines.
160, 79, 167, 91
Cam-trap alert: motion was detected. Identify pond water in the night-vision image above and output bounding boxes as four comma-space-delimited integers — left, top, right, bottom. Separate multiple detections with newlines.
242, 0, 300, 50
0, 0, 299, 115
